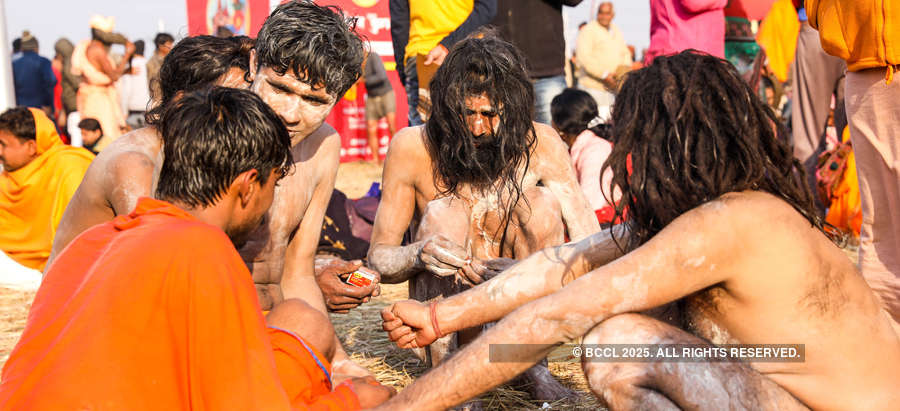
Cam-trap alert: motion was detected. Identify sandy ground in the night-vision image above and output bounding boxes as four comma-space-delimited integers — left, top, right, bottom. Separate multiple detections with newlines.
0, 161, 862, 410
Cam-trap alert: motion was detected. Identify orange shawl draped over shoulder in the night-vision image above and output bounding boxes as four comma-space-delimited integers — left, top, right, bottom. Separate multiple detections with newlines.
0, 108, 93, 270
0, 198, 359, 410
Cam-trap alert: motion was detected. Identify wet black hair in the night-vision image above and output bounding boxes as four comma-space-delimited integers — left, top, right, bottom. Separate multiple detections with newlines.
146, 35, 255, 125
255, 0, 365, 98
155, 87, 293, 208
425, 33, 536, 251
604, 50, 824, 250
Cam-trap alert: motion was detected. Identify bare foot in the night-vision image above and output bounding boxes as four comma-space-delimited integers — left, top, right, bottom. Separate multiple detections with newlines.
513, 364, 578, 403
451, 399, 484, 411
332, 357, 372, 380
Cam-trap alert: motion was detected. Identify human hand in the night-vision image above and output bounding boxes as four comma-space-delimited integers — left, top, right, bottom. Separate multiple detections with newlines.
601, 74, 617, 90
424, 44, 449, 66
315, 257, 381, 313
343, 377, 396, 408
381, 300, 439, 348
470, 257, 517, 282
418, 235, 469, 277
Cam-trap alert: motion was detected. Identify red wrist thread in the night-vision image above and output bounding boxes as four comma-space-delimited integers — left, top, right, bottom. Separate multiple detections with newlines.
430, 301, 443, 339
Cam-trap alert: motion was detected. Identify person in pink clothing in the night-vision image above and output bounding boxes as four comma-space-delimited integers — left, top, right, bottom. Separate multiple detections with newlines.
645, 0, 728, 64
551, 88, 618, 225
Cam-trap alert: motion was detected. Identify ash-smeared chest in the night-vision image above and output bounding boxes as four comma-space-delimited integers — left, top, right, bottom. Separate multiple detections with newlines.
239, 156, 320, 282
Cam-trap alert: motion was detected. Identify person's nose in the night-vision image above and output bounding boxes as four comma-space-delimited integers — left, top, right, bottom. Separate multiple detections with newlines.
469, 115, 487, 136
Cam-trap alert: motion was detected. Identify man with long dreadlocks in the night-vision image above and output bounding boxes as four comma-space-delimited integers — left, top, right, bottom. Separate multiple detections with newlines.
378, 51, 900, 410
368, 34, 599, 402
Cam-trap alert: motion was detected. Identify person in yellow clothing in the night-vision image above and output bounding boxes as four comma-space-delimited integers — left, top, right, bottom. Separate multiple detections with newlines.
0, 107, 93, 288
390, 0, 496, 125
755, 0, 799, 84
807, 0, 900, 324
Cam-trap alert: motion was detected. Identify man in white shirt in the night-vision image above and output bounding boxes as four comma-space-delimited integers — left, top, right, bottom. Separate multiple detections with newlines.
574, 2, 632, 109
117, 40, 151, 130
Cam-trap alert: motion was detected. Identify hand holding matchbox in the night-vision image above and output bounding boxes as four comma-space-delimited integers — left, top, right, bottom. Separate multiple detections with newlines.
345, 269, 378, 288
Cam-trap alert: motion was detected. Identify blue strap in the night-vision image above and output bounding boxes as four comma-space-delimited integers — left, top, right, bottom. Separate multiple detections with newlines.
268, 326, 332, 389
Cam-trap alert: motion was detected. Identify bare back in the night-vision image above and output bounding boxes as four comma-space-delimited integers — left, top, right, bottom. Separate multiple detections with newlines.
556, 191, 900, 409
675, 193, 900, 409
47, 127, 162, 266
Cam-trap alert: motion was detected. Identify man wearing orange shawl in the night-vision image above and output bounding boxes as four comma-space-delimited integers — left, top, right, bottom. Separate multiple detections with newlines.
0, 88, 393, 409
0, 107, 93, 284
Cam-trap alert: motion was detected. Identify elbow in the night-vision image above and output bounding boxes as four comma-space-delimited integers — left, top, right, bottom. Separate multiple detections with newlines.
367, 245, 412, 284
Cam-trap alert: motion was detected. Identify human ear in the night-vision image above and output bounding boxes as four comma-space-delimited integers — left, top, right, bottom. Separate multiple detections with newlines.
236, 169, 260, 208
25, 139, 37, 157
248, 49, 258, 83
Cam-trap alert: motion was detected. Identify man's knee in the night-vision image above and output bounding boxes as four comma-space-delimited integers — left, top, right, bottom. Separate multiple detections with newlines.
584, 313, 673, 346
267, 298, 336, 361
581, 315, 672, 409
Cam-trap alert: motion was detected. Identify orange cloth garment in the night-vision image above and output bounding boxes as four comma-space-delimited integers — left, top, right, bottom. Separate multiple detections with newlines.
806, 0, 900, 72
71, 40, 125, 151
0, 108, 93, 270
756, 0, 799, 83
825, 127, 862, 237
0, 197, 359, 411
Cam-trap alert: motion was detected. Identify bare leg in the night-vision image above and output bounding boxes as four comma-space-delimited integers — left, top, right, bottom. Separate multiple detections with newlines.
366, 118, 381, 164
500, 187, 574, 402
386, 111, 396, 137
411, 197, 473, 365
581, 314, 809, 411
266, 298, 337, 362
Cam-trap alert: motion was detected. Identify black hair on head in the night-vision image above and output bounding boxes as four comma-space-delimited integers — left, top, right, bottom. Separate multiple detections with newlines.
604, 50, 825, 251
77, 118, 102, 134
255, 0, 365, 99
0, 107, 36, 141
424, 32, 537, 251
145, 35, 255, 125
154, 32, 174, 48
550, 88, 608, 139
155, 87, 293, 208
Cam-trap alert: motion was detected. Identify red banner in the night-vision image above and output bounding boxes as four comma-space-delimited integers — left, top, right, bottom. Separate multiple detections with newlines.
315, 0, 407, 162
186, 0, 270, 36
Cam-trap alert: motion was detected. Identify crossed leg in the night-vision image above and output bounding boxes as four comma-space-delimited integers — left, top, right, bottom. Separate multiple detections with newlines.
581, 314, 809, 410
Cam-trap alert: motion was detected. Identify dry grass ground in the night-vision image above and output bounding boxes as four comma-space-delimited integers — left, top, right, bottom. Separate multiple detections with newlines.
0, 161, 863, 410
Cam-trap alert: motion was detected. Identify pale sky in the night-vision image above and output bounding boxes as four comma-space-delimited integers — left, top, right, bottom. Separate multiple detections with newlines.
4, 0, 650, 61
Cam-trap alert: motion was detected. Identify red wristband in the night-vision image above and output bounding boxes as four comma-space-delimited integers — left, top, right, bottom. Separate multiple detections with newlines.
430, 301, 444, 339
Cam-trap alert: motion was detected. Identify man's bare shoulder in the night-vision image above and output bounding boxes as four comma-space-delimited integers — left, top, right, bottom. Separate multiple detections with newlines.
386, 126, 428, 159
92, 128, 161, 174
91, 128, 161, 209
530, 122, 572, 169
673, 191, 835, 262
295, 122, 341, 165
